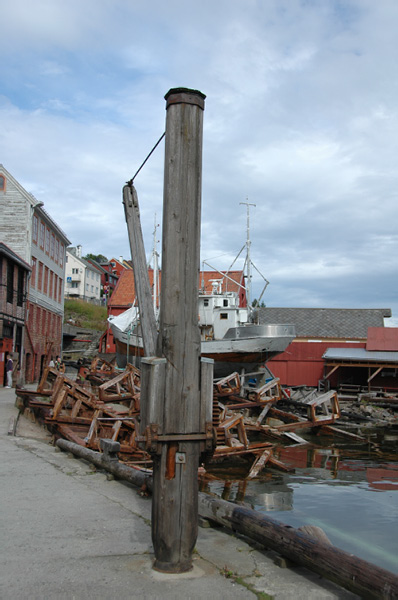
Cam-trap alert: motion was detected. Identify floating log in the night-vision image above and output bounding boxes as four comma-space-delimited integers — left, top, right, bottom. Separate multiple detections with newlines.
56, 438, 152, 492
198, 494, 398, 600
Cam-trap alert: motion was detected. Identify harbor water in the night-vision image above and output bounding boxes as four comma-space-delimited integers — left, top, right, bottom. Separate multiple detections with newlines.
203, 430, 398, 574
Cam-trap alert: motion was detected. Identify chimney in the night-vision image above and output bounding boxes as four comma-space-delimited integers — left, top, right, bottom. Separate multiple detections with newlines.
119, 256, 123, 263
77, 245, 82, 258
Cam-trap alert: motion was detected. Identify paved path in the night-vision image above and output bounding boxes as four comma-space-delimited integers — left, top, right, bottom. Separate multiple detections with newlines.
0, 385, 358, 599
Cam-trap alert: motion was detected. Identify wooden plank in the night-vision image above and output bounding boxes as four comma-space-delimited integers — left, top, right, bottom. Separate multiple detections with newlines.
256, 403, 272, 424
283, 431, 308, 444
368, 366, 383, 383
320, 425, 367, 441
247, 449, 271, 479
305, 390, 337, 406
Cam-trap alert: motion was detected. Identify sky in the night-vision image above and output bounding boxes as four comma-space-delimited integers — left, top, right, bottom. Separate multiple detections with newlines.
1, 0, 397, 324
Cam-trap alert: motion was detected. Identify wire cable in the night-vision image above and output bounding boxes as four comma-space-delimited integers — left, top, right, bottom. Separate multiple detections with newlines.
127, 132, 165, 185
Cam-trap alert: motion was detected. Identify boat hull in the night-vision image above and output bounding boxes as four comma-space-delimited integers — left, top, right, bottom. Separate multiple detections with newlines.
112, 324, 295, 377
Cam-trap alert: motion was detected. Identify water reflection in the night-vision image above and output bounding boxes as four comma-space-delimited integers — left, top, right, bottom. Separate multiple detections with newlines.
278, 444, 398, 491
203, 441, 398, 573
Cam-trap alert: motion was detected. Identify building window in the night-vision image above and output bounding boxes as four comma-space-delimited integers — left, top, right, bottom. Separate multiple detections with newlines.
38, 262, 43, 292
3, 322, 13, 338
44, 266, 49, 294
39, 221, 45, 249
45, 227, 50, 254
7, 261, 14, 303
0, 175, 5, 191
50, 233, 55, 260
33, 215, 38, 244
31, 257, 37, 288
220, 313, 228, 320
15, 325, 22, 356
59, 244, 64, 268
49, 271, 53, 298
55, 239, 59, 264
35, 307, 40, 333
28, 304, 34, 330
17, 267, 24, 306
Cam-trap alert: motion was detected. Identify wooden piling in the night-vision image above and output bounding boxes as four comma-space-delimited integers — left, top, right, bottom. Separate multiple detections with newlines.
151, 87, 206, 573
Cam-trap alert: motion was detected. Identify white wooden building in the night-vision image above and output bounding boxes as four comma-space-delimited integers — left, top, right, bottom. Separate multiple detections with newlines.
65, 245, 102, 302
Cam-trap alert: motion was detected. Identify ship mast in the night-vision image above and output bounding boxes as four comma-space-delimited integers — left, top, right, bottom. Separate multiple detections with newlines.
240, 200, 256, 312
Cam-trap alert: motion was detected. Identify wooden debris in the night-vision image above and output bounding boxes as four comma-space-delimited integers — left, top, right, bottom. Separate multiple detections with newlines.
20, 359, 354, 478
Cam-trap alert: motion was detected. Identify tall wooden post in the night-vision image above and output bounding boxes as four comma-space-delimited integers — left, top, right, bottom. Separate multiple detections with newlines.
151, 87, 206, 573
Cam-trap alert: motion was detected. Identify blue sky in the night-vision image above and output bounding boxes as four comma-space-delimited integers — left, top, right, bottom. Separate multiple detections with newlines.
1, 0, 397, 324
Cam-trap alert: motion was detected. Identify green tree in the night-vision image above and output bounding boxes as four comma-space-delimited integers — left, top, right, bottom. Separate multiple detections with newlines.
84, 253, 108, 263
252, 298, 265, 307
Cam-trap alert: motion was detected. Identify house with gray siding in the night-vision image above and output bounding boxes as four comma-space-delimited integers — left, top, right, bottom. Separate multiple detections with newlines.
0, 165, 70, 382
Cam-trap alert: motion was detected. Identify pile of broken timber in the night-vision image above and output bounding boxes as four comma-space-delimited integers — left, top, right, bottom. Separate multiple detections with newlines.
17, 361, 151, 467
212, 371, 347, 478
17, 360, 348, 479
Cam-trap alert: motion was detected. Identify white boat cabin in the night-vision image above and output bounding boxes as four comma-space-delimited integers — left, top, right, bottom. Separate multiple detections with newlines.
198, 279, 248, 341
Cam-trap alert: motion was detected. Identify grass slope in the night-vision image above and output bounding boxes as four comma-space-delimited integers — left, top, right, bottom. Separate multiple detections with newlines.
64, 299, 108, 331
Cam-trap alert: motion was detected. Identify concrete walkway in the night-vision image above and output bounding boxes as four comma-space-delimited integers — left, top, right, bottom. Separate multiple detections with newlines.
0, 385, 358, 600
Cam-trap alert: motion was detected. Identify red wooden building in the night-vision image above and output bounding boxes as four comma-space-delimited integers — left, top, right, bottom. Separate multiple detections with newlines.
258, 307, 396, 391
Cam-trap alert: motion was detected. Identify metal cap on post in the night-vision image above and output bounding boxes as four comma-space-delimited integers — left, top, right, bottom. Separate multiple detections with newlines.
164, 87, 206, 109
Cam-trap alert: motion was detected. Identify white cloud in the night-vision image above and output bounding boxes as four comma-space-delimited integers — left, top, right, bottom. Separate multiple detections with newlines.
1, 0, 398, 320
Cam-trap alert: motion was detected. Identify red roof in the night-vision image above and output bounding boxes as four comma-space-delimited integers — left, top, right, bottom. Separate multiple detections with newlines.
199, 270, 244, 296
108, 269, 246, 311
367, 327, 398, 351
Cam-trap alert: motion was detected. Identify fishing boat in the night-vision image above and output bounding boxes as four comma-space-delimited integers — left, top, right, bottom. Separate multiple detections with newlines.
109, 277, 295, 375
109, 203, 295, 376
